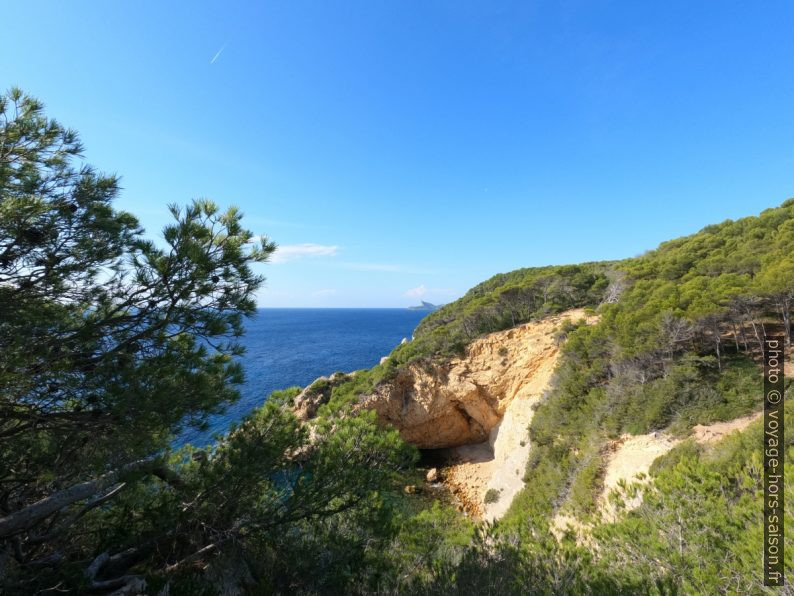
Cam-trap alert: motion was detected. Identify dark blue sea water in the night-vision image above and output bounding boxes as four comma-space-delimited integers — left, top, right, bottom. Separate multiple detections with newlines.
179, 308, 428, 447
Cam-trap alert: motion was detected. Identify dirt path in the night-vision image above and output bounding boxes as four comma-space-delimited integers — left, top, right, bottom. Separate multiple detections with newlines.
600, 410, 763, 518
599, 432, 681, 522
593, 355, 789, 520
691, 411, 763, 443
552, 410, 764, 536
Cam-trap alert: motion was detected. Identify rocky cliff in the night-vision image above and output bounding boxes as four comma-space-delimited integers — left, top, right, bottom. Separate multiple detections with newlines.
359, 308, 596, 449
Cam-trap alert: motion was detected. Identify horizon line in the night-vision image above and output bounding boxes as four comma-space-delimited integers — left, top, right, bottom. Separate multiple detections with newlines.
254, 305, 438, 310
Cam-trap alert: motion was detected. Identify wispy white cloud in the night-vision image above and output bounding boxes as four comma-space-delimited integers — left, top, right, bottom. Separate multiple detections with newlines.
210, 44, 226, 65
313, 288, 337, 296
404, 284, 427, 298
270, 243, 339, 264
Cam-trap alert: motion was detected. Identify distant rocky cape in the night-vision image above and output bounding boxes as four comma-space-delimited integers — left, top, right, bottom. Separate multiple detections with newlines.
408, 301, 440, 311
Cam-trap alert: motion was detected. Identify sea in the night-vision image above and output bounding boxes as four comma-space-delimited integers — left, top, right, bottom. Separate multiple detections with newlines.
178, 308, 428, 447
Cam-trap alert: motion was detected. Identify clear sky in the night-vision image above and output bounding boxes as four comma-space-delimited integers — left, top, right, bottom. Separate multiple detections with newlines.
3, 1, 793, 307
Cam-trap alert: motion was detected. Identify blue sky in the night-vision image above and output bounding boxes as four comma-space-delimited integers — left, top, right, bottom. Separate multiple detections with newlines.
3, 1, 793, 307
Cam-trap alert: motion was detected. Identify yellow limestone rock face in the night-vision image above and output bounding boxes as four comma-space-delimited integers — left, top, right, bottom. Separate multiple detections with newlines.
360, 308, 595, 450
359, 308, 598, 521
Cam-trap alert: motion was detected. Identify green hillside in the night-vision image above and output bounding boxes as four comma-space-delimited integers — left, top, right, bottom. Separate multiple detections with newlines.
321, 199, 794, 593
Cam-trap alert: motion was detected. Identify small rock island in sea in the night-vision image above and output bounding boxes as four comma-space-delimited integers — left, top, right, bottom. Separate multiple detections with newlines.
408, 300, 440, 311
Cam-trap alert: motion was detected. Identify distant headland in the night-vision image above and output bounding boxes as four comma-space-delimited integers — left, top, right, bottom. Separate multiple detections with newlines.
408, 300, 440, 311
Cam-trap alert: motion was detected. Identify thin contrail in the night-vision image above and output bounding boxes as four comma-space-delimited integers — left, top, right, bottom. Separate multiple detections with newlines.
210, 44, 226, 65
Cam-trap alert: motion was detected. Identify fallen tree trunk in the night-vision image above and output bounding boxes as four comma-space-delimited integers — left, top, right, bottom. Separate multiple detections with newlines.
0, 459, 180, 539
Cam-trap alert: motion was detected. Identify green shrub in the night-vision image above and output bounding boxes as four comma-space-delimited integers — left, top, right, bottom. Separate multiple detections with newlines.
484, 489, 501, 504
